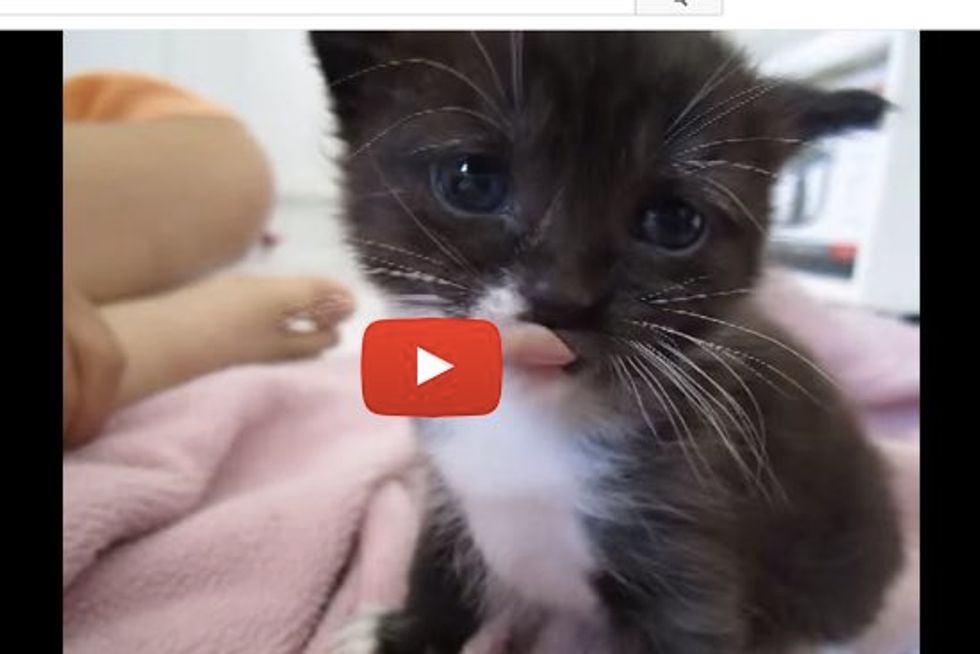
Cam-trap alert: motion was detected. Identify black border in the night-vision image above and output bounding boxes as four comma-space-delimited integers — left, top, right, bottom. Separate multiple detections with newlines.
920, 29, 960, 654
4, 30, 63, 650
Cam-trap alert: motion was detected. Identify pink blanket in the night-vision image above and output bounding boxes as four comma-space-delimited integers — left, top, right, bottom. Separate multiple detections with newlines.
63, 276, 919, 653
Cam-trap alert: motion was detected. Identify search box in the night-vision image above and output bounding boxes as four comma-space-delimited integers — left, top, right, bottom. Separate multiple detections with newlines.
2, 0, 635, 15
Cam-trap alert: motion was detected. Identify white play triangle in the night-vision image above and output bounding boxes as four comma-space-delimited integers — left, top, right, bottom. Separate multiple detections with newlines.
416, 346, 454, 386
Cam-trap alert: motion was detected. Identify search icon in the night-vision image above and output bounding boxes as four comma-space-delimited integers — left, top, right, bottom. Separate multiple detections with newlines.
638, 0, 721, 14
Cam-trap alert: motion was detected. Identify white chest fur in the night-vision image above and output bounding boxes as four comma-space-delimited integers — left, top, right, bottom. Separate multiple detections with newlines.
421, 369, 605, 615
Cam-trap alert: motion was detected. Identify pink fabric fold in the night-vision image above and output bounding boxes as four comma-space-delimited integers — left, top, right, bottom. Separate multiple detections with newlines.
63, 274, 918, 653
64, 357, 420, 653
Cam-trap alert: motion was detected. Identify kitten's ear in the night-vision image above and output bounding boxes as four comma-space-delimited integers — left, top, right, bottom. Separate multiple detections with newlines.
773, 81, 893, 141
308, 32, 391, 122
308, 32, 389, 84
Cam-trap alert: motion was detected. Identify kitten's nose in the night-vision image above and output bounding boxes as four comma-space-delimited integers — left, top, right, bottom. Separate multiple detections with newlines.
523, 278, 607, 329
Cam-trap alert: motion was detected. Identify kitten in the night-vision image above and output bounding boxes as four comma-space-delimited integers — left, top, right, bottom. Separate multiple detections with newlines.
310, 32, 903, 654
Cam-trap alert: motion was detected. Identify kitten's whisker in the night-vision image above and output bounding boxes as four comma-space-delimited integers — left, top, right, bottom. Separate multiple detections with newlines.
469, 32, 508, 106
627, 341, 720, 484
633, 342, 733, 469
677, 81, 788, 149
665, 80, 785, 149
683, 343, 787, 503
362, 262, 471, 292
631, 321, 767, 448
653, 343, 759, 468
663, 50, 743, 140
349, 106, 507, 161
692, 332, 820, 404
662, 341, 763, 451
360, 254, 472, 289
672, 79, 772, 130
659, 331, 802, 501
639, 288, 751, 306
329, 57, 510, 126
613, 355, 665, 446
389, 293, 452, 305
692, 174, 765, 233
640, 276, 711, 301
371, 161, 481, 277
637, 340, 763, 498
679, 159, 779, 180
388, 294, 456, 315
656, 340, 776, 500
713, 344, 824, 405
608, 355, 693, 495
608, 354, 629, 395
665, 79, 770, 147
605, 357, 680, 503
627, 318, 822, 404
715, 347, 797, 400
621, 351, 714, 490
682, 339, 767, 449
660, 308, 843, 393
349, 237, 454, 270
674, 137, 807, 157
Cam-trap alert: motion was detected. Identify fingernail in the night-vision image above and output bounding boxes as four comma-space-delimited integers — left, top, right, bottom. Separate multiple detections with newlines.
282, 315, 320, 334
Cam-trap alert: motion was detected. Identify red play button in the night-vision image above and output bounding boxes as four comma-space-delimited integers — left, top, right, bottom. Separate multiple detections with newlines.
361, 318, 502, 417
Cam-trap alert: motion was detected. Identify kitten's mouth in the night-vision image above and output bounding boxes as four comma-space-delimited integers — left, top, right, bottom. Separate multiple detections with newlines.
500, 322, 578, 369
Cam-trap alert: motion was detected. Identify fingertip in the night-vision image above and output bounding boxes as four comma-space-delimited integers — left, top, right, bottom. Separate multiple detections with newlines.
282, 278, 357, 329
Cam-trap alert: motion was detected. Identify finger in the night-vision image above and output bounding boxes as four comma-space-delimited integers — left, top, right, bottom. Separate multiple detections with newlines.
278, 327, 342, 360
500, 322, 577, 366
65, 306, 126, 447
63, 334, 79, 436
277, 277, 356, 330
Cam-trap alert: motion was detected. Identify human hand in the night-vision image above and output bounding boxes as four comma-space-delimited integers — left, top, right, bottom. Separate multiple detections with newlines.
500, 322, 576, 367
64, 282, 126, 448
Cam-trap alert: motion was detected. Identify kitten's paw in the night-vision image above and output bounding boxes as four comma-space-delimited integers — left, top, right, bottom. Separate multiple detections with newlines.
328, 607, 386, 654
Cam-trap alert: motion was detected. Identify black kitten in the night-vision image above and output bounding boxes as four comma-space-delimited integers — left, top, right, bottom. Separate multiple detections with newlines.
310, 32, 902, 654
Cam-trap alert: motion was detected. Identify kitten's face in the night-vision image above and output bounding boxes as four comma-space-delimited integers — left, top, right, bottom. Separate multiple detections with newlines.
312, 32, 884, 373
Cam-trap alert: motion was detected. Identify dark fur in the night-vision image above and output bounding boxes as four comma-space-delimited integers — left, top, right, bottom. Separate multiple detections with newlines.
310, 32, 902, 653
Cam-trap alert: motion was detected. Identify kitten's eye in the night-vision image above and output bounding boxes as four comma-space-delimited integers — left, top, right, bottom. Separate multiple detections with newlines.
639, 202, 707, 252
432, 154, 509, 215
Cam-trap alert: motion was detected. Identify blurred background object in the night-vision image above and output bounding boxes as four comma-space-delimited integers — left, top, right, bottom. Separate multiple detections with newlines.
63, 30, 920, 349
63, 31, 383, 356
737, 31, 919, 320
